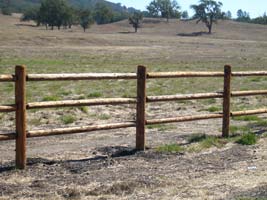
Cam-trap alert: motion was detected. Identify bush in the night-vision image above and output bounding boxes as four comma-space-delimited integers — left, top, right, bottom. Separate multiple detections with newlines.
1, 7, 12, 15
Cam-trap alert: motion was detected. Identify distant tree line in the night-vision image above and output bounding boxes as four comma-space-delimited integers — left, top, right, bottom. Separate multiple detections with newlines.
20, 0, 130, 31
236, 9, 267, 25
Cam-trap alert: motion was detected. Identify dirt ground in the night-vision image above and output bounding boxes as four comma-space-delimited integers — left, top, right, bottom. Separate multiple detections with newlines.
0, 14, 267, 199
0, 126, 267, 200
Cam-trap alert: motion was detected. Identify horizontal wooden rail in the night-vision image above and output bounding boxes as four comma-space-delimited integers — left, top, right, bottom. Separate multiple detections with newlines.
0, 133, 16, 140
231, 108, 267, 116
232, 71, 267, 77
231, 90, 267, 97
146, 113, 223, 125
27, 73, 137, 81
27, 122, 136, 137
147, 72, 224, 78
0, 74, 15, 82
3, 71, 267, 82
27, 98, 137, 109
0, 105, 16, 112
147, 92, 223, 102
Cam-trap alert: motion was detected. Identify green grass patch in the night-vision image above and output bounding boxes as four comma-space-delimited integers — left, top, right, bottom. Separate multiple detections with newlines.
230, 125, 251, 134
147, 124, 175, 131
79, 106, 88, 113
88, 92, 102, 98
199, 136, 225, 149
61, 115, 76, 124
253, 120, 267, 127
156, 144, 185, 153
186, 134, 233, 152
236, 133, 257, 145
205, 106, 221, 112
187, 134, 207, 143
233, 115, 261, 122
42, 96, 59, 101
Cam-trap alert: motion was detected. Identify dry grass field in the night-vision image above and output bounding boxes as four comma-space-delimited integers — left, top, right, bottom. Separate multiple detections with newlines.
0, 13, 267, 200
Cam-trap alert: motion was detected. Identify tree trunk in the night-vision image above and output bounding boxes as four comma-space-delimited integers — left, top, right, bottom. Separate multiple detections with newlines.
135, 26, 137, 33
208, 16, 213, 34
208, 25, 212, 34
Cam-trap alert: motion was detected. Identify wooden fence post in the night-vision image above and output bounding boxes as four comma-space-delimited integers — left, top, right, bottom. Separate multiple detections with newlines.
15, 65, 27, 169
222, 65, 232, 137
136, 65, 147, 150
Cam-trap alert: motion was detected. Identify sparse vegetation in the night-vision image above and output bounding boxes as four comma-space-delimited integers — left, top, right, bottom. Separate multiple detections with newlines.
0, 10, 267, 200
156, 143, 185, 153
236, 133, 257, 145
42, 96, 59, 101
206, 106, 221, 112
87, 92, 102, 98
79, 106, 88, 113
230, 125, 250, 135
233, 115, 261, 122
98, 114, 111, 120
61, 115, 76, 124
147, 124, 175, 131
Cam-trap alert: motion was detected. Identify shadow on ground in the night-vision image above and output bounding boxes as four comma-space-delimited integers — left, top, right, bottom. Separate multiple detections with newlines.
177, 31, 210, 37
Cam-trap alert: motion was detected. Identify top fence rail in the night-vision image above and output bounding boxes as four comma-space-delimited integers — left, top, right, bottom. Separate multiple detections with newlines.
2, 71, 267, 82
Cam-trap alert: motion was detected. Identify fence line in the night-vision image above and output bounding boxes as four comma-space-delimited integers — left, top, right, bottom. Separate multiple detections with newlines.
1, 65, 267, 169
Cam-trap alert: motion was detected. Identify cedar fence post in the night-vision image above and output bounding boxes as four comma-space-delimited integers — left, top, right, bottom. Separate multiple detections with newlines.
136, 65, 147, 150
15, 65, 27, 169
222, 65, 232, 137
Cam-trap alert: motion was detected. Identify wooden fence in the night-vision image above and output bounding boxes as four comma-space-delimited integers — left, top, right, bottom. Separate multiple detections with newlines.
1, 65, 267, 169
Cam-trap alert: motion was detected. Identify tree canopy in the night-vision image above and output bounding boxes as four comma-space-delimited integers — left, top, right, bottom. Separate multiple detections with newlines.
93, 2, 114, 24
236, 9, 251, 22
191, 0, 223, 34
147, 0, 181, 22
79, 9, 94, 32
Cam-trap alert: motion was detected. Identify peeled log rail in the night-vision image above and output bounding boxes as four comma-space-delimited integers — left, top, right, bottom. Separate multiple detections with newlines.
0, 133, 16, 141
0, 105, 16, 112
231, 90, 267, 97
232, 71, 267, 77
147, 72, 224, 79
0, 74, 15, 82
27, 122, 136, 137
146, 114, 223, 125
27, 73, 137, 81
231, 109, 267, 116
147, 92, 223, 102
27, 98, 137, 109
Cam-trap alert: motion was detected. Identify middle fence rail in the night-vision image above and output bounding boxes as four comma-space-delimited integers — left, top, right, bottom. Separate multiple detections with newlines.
1, 65, 267, 169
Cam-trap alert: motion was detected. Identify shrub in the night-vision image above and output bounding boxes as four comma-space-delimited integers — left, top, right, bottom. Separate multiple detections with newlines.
61, 115, 76, 124
236, 133, 257, 145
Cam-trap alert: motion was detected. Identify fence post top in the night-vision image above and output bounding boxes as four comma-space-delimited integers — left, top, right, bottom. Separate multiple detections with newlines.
224, 65, 232, 70
15, 65, 26, 70
137, 65, 146, 69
